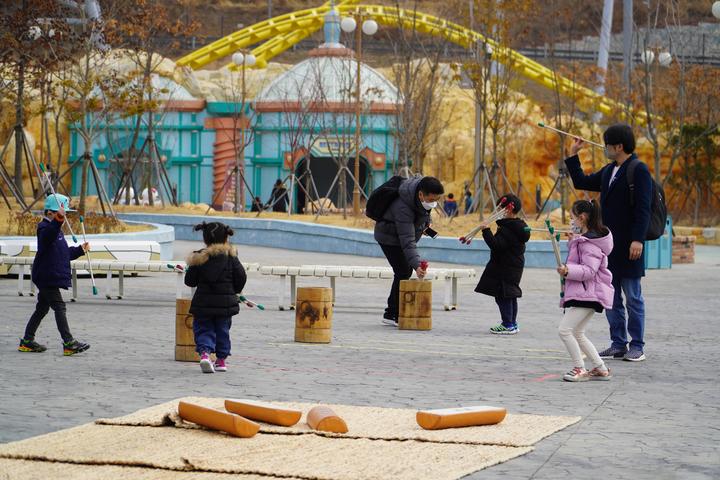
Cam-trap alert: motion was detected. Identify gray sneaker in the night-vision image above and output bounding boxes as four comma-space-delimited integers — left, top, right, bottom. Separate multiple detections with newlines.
598, 346, 627, 359
623, 350, 646, 362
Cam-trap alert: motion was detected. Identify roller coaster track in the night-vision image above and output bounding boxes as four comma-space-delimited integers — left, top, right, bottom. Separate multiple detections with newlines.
176, 4, 636, 122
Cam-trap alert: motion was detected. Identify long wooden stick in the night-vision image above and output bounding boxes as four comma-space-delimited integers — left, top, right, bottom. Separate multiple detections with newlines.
537, 122, 604, 148
79, 216, 98, 295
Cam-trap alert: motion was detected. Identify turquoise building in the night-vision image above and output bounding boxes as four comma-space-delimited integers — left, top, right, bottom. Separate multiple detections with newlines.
68, 8, 400, 212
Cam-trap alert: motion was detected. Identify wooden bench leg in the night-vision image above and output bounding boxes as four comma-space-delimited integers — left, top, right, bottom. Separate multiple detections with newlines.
176, 272, 184, 299
289, 275, 296, 310
29, 278, 35, 296
17, 265, 25, 296
105, 269, 112, 299
71, 268, 78, 302
452, 277, 459, 310
118, 270, 124, 299
278, 275, 286, 311
443, 277, 451, 311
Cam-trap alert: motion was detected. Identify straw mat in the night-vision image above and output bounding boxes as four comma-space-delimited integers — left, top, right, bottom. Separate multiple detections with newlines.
96, 396, 580, 447
0, 458, 287, 480
0, 424, 532, 480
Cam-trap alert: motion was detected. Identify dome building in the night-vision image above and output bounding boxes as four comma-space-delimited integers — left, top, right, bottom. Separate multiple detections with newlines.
67, 7, 401, 212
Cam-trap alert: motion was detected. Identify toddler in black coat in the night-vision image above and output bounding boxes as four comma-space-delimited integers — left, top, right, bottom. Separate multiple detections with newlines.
474, 195, 530, 335
184, 222, 247, 373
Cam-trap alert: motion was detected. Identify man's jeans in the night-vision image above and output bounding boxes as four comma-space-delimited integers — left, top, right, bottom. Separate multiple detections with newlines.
606, 276, 645, 352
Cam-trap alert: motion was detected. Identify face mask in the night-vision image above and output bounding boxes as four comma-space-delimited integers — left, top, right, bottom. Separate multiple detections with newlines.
604, 146, 615, 161
421, 201, 437, 211
570, 219, 582, 234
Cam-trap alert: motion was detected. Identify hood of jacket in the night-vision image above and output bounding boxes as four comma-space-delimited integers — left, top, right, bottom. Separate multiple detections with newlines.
397, 176, 426, 215
570, 230, 613, 255
186, 243, 237, 282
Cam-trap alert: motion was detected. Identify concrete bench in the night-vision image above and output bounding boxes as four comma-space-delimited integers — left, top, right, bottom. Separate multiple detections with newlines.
259, 264, 476, 311
0, 256, 259, 301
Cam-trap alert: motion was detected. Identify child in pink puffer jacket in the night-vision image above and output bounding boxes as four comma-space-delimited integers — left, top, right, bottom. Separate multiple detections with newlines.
556, 200, 615, 382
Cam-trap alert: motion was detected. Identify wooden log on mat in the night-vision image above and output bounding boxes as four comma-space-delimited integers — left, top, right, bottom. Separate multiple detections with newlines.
295, 287, 333, 343
399, 280, 432, 330
416, 406, 506, 430
306, 406, 348, 433
225, 399, 302, 427
178, 401, 260, 438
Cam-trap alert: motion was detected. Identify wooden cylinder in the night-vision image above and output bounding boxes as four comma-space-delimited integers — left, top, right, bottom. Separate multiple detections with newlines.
306, 406, 348, 433
295, 287, 333, 343
178, 401, 260, 438
175, 298, 203, 362
398, 280, 432, 330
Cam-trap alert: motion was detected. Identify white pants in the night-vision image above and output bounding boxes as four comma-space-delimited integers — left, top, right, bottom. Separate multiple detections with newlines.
559, 307, 604, 369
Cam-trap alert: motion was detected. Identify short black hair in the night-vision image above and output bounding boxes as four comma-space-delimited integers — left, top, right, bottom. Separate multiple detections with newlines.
447, 193, 454, 199
497, 193, 522, 213
603, 124, 635, 153
418, 176, 444, 195
194, 221, 234, 246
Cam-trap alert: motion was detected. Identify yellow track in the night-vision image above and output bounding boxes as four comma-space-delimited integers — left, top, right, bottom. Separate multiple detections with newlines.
176, 4, 630, 120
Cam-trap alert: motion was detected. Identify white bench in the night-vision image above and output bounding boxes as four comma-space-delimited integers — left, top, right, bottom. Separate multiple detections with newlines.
259, 264, 476, 311
0, 256, 259, 301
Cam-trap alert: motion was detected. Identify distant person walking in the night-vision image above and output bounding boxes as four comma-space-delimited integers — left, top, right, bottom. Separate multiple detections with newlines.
267, 179, 289, 213
565, 124, 652, 362
443, 193, 458, 217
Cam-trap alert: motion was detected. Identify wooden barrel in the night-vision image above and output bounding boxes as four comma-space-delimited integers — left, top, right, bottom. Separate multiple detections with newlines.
175, 298, 202, 362
398, 280, 432, 330
295, 287, 333, 343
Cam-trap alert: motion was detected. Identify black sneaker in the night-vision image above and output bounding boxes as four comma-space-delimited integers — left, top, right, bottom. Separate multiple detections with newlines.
598, 346, 627, 359
63, 340, 90, 356
18, 338, 47, 353
382, 312, 398, 326
623, 349, 646, 362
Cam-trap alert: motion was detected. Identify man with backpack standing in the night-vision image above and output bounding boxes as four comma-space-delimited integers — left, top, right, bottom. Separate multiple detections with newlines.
565, 123, 664, 362
369, 175, 445, 326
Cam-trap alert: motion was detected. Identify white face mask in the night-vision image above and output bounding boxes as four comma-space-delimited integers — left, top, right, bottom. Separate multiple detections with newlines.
604, 146, 616, 161
421, 201, 437, 211
570, 219, 582, 234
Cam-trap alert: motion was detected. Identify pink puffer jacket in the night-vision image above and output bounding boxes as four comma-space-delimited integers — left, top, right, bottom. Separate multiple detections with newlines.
561, 231, 615, 309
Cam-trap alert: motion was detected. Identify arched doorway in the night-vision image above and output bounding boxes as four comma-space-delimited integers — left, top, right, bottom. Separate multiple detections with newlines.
294, 156, 369, 213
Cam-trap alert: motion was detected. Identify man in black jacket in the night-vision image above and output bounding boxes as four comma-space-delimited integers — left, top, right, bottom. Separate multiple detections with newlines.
374, 176, 444, 326
564, 124, 652, 362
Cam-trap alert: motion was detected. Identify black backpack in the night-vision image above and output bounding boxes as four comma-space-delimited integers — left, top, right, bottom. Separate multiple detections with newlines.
627, 159, 667, 241
365, 176, 405, 221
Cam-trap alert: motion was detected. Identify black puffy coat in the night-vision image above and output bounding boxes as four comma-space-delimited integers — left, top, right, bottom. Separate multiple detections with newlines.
373, 176, 431, 269
184, 243, 247, 317
474, 218, 531, 299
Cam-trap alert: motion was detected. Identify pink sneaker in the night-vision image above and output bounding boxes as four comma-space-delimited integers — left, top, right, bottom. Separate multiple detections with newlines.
214, 358, 227, 372
199, 352, 214, 373
588, 366, 612, 380
563, 366, 589, 382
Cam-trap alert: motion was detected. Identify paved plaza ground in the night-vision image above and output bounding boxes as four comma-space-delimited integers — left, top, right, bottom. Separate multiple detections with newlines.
1, 242, 719, 479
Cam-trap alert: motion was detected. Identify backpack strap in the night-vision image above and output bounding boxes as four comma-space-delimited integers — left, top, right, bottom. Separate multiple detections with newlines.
625, 157, 640, 207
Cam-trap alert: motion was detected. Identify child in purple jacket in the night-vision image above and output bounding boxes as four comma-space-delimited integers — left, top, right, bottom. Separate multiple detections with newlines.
556, 200, 615, 382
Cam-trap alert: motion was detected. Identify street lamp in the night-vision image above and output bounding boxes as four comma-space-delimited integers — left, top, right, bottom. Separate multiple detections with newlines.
231, 51, 256, 213
341, 13, 378, 217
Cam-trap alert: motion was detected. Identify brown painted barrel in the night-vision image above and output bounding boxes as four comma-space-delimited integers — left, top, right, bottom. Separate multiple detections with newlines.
175, 298, 200, 361
295, 287, 333, 343
399, 280, 432, 330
